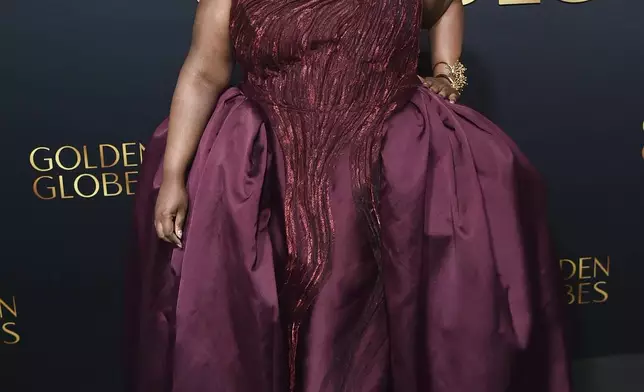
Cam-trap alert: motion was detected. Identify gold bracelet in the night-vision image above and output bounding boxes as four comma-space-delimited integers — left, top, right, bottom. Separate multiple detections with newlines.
433, 60, 468, 94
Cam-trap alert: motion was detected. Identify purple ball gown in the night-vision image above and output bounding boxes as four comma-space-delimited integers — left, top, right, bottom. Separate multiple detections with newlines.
126, 0, 571, 391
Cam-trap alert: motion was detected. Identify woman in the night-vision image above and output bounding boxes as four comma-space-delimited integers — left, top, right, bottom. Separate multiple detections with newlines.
127, 0, 571, 391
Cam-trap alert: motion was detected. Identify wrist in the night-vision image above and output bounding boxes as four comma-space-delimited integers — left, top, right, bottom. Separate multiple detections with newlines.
432, 62, 451, 77
162, 167, 186, 186
431, 60, 468, 94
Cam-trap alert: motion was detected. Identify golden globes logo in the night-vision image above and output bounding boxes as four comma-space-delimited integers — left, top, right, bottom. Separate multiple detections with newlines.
0, 296, 20, 345
29, 142, 145, 200
559, 256, 610, 305
463, 0, 593, 5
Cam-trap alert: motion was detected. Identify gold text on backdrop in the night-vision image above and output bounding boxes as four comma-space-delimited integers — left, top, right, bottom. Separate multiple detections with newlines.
0, 296, 20, 345
559, 257, 610, 305
29, 143, 146, 200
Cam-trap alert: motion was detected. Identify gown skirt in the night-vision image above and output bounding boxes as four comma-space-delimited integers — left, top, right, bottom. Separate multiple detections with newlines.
126, 86, 570, 392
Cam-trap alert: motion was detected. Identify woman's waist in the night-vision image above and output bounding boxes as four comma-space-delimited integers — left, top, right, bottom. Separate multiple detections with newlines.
239, 72, 421, 113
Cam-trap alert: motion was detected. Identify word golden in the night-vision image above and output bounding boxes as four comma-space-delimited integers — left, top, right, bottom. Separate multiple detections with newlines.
559, 256, 609, 305
30, 142, 145, 200
0, 296, 20, 345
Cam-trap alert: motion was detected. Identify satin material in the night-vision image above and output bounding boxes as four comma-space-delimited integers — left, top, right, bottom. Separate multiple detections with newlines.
126, 87, 570, 391
230, 0, 425, 347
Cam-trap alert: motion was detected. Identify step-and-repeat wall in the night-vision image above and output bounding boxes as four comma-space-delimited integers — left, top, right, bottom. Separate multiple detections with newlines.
2, 0, 643, 391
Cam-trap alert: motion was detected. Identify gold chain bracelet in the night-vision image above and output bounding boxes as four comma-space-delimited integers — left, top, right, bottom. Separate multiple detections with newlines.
433, 60, 468, 94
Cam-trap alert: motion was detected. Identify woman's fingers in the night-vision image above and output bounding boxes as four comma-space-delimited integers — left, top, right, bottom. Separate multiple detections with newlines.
162, 214, 182, 247
430, 81, 442, 93
155, 220, 166, 242
155, 213, 182, 247
168, 232, 182, 248
437, 85, 459, 103
420, 77, 458, 103
429, 79, 448, 94
159, 214, 173, 242
174, 209, 186, 247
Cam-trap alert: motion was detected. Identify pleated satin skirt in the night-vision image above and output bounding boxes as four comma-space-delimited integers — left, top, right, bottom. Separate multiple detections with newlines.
126, 86, 570, 392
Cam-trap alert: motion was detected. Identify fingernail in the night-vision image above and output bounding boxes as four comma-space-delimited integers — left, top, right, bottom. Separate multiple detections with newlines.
177, 230, 182, 239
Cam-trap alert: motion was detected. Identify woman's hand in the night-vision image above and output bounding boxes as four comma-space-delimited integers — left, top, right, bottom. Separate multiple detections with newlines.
419, 75, 460, 103
151, 0, 232, 250
154, 179, 188, 248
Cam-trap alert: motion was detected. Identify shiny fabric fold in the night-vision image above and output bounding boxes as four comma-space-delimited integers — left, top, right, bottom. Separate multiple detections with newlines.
126, 86, 570, 392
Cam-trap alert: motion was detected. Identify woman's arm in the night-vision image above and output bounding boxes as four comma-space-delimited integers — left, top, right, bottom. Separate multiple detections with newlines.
419, 0, 465, 102
154, 0, 232, 246
163, 0, 232, 184
427, 0, 463, 77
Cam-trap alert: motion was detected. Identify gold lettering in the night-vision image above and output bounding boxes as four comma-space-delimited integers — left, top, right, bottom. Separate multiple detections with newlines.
58, 175, 74, 199
139, 143, 146, 164
74, 174, 100, 198
33, 176, 57, 200
31, 142, 148, 200
82, 145, 98, 169
578, 257, 592, 279
594, 256, 610, 277
29, 147, 53, 172
122, 142, 139, 167
560, 256, 611, 305
559, 259, 576, 280
0, 297, 17, 318
577, 282, 591, 304
99, 144, 120, 168
2, 323, 20, 344
55, 146, 82, 171
593, 282, 608, 304
102, 173, 123, 197
124, 171, 138, 195
564, 285, 574, 305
